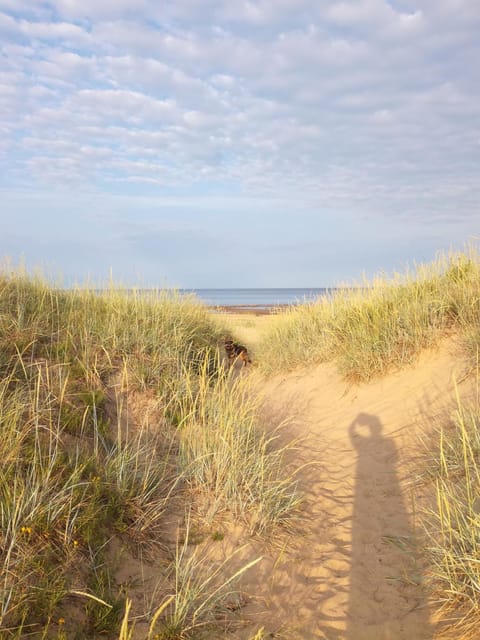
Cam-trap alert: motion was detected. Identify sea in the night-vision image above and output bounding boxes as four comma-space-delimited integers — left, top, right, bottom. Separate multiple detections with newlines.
180, 288, 331, 311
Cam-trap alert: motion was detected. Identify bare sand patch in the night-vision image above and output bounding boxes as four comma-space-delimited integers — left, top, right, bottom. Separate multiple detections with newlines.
209, 314, 471, 639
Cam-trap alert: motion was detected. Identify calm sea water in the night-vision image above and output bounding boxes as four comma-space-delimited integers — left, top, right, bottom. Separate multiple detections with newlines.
181, 288, 330, 309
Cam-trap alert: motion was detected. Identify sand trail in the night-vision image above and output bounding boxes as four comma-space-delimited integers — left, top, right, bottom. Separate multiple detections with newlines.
232, 335, 469, 639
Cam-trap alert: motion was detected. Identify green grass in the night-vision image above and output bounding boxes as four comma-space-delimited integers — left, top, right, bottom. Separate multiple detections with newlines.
257, 248, 480, 381
152, 520, 262, 639
0, 270, 297, 638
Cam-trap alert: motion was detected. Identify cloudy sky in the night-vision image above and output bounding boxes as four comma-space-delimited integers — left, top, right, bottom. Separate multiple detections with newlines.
1, 1, 479, 287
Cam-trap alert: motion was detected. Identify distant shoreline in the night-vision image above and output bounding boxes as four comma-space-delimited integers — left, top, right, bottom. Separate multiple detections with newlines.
187, 287, 330, 309
208, 304, 290, 315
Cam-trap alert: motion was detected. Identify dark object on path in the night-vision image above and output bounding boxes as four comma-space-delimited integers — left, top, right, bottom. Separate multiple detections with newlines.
224, 339, 252, 367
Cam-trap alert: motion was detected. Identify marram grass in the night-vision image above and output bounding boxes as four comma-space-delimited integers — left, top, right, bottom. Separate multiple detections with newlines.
258, 249, 480, 381
0, 269, 297, 638
175, 357, 300, 534
420, 389, 480, 639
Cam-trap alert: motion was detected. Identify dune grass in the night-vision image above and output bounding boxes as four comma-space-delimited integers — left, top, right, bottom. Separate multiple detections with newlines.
0, 270, 297, 639
175, 358, 299, 535
118, 519, 263, 640
257, 248, 480, 381
419, 388, 480, 639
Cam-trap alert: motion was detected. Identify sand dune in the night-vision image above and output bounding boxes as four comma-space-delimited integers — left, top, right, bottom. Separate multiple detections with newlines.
217, 316, 471, 639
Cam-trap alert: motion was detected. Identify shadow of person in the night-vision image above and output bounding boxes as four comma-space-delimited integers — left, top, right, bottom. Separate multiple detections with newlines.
346, 413, 432, 640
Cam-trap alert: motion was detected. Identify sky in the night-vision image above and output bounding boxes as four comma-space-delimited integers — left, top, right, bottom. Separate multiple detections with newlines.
1, 0, 479, 288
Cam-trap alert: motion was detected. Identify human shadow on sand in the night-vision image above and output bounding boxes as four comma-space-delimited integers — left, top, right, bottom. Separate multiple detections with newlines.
346, 413, 432, 640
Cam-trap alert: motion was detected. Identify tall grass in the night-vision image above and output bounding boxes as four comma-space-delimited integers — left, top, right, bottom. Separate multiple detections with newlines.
420, 389, 480, 639
258, 249, 480, 381
157, 524, 262, 639
0, 352, 176, 635
0, 270, 297, 638
174, 359, 300, 534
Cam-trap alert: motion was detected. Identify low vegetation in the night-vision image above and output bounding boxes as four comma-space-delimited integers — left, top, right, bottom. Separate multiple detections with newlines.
258, 248, 480, 381
176, 359, 298, 534
0, 269, 297, 639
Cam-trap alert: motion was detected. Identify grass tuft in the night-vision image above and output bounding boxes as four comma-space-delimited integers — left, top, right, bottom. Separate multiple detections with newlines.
175, 356, 300, 534
420, 389, 480, 639
257, 248, 480, 381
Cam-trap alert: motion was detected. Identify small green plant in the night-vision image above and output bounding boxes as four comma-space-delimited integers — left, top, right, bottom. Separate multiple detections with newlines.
211, 530, 224, 541
85, 561, 125, 635
151, 521, 261, 639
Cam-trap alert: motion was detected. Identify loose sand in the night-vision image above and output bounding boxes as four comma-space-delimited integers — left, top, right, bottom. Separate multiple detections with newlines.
121, 312, 473, 639
212, 313, 473, 639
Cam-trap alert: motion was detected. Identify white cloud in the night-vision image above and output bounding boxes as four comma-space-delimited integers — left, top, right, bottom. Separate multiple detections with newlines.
324, 0, 424, 37
51, 0, 150, 20
0, 9, 16, 32
0, 0, 479, 240
31, 50, 99, 84
19, 19, 93, 46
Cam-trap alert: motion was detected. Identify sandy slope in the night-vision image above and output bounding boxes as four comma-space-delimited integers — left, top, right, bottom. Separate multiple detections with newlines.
120, 313, 472, 639
218, 315, 472, 639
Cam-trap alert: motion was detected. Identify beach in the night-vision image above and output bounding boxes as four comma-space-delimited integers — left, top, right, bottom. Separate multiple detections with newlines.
208, 303, 289, 315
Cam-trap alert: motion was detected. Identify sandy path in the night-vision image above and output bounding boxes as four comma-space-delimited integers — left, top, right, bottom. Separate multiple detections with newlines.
230, 335, 469, 639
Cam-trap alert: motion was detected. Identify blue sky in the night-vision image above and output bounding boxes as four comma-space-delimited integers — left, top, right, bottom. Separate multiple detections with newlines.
0, 0, 479, 287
